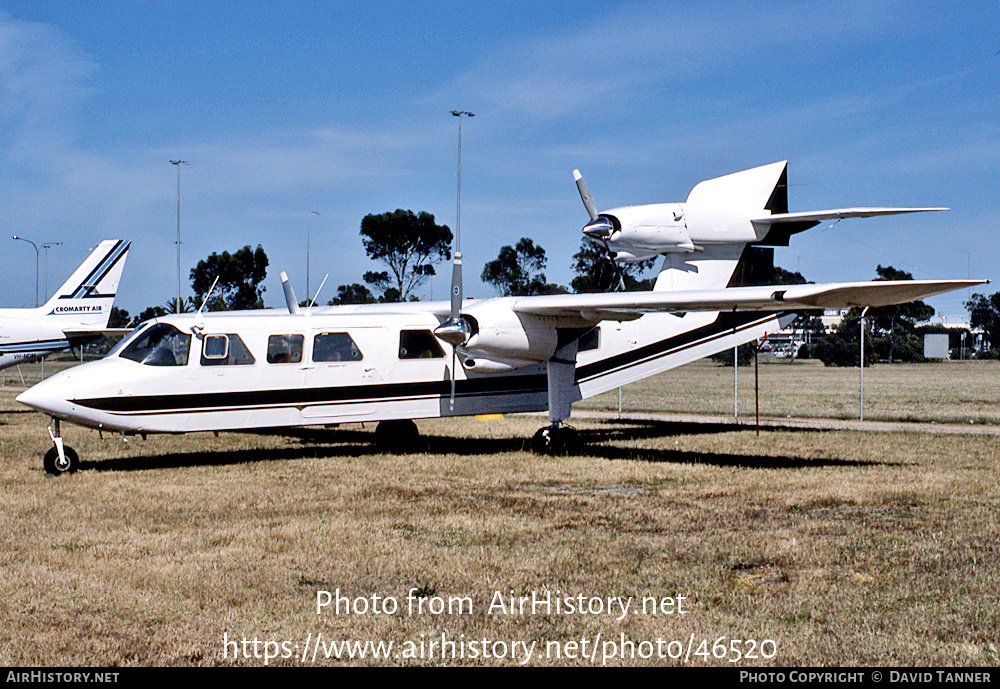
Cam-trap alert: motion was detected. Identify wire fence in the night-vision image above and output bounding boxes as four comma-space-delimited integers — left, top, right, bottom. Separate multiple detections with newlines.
578, 310, 1000, 426
581, 355, 1000, 427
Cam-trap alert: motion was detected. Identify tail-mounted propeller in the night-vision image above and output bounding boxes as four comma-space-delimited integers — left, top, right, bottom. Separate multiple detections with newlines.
574, 169, 625, 291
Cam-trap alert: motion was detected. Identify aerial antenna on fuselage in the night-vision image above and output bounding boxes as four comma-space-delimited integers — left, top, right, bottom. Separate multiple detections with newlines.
307, 274, 328, 313
196, 276, 220, 316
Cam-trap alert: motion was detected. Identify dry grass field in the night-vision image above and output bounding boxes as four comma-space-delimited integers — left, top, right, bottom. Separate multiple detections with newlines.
2, 373, 999, 667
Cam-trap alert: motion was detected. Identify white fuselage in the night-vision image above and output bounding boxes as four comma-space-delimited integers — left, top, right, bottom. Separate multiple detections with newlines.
0, 308, 76, 369
16, 304, 790, 434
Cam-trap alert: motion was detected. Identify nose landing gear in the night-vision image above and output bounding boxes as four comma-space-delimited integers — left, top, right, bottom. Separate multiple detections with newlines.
43, 418, 79, 476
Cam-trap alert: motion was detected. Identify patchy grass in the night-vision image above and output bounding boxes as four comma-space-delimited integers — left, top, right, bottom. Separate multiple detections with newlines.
2, 385, 999, 666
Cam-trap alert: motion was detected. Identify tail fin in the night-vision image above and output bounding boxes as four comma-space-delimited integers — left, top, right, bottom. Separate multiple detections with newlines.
655, 162, 787, 292
41, 240, 131, 328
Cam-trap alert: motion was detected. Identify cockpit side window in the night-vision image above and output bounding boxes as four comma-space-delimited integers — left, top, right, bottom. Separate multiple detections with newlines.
200, 333, 256, 366
119, 323, 192, 366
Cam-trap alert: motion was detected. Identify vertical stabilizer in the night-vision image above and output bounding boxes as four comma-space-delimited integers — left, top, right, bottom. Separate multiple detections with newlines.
654, 162, 787, 292
40, 240, 131, 328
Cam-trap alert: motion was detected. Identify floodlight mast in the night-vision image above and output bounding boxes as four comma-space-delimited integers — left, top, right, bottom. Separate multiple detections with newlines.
306, 211, 319, 301
12, 236, 39, 307
170, 160, 189, 313
451, 110, 473, 255
41, 242, 62, 301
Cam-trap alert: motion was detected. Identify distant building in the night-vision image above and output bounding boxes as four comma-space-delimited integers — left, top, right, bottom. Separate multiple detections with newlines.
923, 333, 949, 359
821, 308, 849, 333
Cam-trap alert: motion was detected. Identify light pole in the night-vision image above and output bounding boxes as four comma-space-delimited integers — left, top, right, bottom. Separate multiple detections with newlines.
170, 160, 189, 313
307, 211, 319, 301
12, 236, 39, 307
41, 242, 62, 301
451, 110, 474, 255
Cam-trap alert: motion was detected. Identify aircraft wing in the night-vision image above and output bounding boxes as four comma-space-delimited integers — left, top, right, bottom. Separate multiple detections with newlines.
510, 279, 986, 325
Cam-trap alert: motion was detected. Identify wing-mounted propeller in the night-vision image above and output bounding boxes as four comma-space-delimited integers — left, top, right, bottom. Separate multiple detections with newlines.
574, 169, 625, 291
433, 251, 476, 409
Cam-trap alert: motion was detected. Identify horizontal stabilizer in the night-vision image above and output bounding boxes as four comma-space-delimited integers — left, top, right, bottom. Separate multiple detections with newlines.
752, 207, 948, 225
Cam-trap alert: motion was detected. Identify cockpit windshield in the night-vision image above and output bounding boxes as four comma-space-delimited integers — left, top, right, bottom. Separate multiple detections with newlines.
118, 323, 192, 366
105, 323, 149, 359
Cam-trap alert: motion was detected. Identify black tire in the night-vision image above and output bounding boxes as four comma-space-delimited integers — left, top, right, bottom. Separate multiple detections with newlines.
530, 425, 579, 456
43, 446, 80, 475
374, 419, 421, 453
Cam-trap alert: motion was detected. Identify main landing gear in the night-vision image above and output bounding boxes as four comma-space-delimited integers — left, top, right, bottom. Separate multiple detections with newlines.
530, 422, 580, 456
43, 418, 80, 476
529, 340, 582, 456
374, 419, 422, 453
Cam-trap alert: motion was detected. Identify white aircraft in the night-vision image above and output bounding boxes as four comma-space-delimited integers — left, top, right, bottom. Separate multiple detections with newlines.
16, 163, 984, 475
1, 240, 131, 371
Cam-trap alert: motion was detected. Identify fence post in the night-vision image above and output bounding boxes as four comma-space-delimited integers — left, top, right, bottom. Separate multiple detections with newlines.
860, 307, 869, 421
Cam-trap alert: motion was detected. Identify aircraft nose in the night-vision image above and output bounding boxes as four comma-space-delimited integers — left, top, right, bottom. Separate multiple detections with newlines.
16, 375, 74, 418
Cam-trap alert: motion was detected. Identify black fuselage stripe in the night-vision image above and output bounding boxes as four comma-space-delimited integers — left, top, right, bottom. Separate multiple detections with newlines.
576, 311, 779, 381
74, 311, 783, 415
77, 379, 550, 414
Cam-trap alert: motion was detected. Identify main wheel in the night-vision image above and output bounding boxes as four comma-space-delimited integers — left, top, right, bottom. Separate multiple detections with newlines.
43, 446, 80, 475
374, 419, 421, 453
530, 425, 579, 456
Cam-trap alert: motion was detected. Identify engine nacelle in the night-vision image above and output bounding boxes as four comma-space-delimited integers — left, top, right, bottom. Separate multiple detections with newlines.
601, 203, 696, 256
582, 162, 791, 261
607, 248, 663, 264
458, 299, 557, 365
460, 354, 538, 373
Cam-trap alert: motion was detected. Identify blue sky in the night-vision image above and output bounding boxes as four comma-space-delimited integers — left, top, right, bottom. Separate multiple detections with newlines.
1, 1, 998, 319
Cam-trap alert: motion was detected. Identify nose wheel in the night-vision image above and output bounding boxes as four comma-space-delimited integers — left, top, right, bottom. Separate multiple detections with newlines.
44, 445, 80, 475
43, 418, 80, 476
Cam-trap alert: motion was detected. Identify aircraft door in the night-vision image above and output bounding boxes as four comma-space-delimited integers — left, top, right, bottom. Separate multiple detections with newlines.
300, 327, 389, 422
304, 327, 389, 387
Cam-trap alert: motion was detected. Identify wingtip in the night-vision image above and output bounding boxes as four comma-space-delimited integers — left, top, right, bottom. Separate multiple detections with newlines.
573, 169, 582, 181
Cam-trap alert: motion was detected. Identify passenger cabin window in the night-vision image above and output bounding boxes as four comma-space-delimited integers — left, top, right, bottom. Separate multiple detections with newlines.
119, 323, 192, 366
313, 332, 363, 362
399, 330, 445, 359
579, 327, 600, 352
200, 333, 256, 366
267, 334, 304, 364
